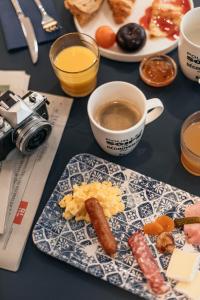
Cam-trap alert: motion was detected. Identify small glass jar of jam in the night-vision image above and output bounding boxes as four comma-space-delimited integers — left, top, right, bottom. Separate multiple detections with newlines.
139, 55, 177, 87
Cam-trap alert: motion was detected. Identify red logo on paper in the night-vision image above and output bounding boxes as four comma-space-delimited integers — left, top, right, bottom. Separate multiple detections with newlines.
13, 201, 28, 225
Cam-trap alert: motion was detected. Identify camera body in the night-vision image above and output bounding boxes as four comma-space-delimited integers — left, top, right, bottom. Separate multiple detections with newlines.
0, 90, 52, 161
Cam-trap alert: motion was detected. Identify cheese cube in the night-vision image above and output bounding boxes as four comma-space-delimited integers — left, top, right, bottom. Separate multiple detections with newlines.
166, 248, 200, 282
175, 272, 200, 300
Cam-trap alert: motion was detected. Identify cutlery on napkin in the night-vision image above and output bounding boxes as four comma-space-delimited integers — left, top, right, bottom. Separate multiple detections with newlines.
0, 0, 62, 52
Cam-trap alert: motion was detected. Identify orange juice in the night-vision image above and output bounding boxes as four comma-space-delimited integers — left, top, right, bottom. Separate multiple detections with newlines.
181, 119, 200, 176
55, 46, 96, 72
53, 45, 99, 97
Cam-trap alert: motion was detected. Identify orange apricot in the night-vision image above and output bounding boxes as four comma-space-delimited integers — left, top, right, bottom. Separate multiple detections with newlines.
156, 215, 175, 232
143, 222, 164, 235
95, 26, 116, 48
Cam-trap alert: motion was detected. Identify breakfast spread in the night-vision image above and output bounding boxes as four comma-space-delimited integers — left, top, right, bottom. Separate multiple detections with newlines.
85, 198, 117, 256
2, 0, 200, 298
128, 231, 169, 294
116, 23, 146, 52
59, 181, 124, 222
15, 1, 198, 298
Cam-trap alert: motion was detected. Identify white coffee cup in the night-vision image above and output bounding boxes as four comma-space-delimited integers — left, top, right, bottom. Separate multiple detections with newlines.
87, 81, 164, 156
178, 7, 200, 82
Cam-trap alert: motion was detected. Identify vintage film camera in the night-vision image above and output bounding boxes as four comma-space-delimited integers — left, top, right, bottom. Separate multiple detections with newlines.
0, 90, 52, 161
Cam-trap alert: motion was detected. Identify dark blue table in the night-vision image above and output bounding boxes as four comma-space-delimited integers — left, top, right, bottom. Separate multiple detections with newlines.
0, 1, 199, 300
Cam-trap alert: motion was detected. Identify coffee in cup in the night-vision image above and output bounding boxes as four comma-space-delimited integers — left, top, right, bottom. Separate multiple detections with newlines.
94, 99, 141, 131
87, 81, 164, 156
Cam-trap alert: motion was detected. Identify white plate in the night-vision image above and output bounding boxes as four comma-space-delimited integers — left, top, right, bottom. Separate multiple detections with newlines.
74, 0, 194, 62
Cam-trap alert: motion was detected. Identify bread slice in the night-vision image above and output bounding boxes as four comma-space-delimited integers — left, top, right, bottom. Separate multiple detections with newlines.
149, 0, 183, 37
64, 0, 104, 26
108, 0, 135, 24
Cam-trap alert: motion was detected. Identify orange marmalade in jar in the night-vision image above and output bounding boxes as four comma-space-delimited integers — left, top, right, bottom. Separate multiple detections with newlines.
139, 55, 177, 87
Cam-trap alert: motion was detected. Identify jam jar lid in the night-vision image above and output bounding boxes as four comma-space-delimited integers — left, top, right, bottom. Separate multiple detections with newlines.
139, 54, 177, 87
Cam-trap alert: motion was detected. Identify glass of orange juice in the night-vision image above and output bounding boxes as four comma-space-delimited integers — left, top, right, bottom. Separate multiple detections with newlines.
49, 33, 100, 97
181, 111, 200, 176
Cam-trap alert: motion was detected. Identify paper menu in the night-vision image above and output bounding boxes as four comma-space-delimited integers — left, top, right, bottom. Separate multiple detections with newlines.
0, 92, 73, 271
0, 69, 30, 235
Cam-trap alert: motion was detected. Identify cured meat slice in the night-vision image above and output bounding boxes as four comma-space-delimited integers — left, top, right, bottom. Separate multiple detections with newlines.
128, 231, 169, 295
184, 202, 200, 246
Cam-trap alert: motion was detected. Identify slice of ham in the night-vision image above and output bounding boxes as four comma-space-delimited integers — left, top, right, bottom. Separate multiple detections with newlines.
128, 231, 169, 295
184, 202, 200, 246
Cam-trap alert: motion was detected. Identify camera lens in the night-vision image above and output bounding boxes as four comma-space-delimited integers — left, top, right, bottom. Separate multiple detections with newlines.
15, 115, 52, 155
26, 128, 48, 151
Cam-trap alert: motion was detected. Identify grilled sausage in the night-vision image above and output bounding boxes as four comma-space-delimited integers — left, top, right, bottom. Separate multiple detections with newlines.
85, 198, 117, 255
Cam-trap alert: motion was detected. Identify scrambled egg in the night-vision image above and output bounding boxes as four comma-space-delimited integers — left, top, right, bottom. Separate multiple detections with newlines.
59, 181, 125, 222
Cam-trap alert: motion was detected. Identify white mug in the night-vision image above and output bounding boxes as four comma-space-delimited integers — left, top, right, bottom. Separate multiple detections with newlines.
87, 81, 164, 156
178, 7, 200, 82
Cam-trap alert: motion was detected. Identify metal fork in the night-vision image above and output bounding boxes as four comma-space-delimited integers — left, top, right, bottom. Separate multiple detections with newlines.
34, 0, 60, 32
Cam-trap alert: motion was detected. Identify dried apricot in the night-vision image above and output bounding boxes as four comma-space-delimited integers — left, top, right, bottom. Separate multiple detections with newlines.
143, 222, 164, 235
156, 215, 174, 232
95, 26, 116, 48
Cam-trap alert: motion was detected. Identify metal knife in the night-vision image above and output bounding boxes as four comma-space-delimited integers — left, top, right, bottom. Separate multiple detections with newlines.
11, 0, 38, 64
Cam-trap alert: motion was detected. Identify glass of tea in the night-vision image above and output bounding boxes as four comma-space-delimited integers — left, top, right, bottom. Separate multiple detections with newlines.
181, 111, 200, 176
49, 33, 100, 97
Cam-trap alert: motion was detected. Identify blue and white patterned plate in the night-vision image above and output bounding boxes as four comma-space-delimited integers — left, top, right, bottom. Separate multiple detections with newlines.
32, 154, 199, 300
